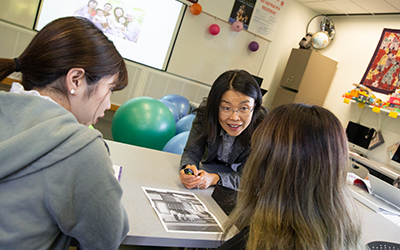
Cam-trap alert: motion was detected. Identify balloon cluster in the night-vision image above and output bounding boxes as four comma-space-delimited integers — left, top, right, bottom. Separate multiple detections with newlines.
190, 3, 259, 52
111, 94, 196, 155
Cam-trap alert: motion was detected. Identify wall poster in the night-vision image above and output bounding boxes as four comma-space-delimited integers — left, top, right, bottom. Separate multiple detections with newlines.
360, 28, 400, 95
228, 0, 256, 30
247, 0, 285, 41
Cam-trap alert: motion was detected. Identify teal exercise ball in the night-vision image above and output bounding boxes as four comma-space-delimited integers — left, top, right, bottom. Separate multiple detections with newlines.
159, 94, 189, 118
162, 131, 190, 155
111, 97, 176, 150
175, 113, 196, 135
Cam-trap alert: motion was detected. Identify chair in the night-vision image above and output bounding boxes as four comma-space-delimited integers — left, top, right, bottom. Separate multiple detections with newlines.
367, 241, 400, 249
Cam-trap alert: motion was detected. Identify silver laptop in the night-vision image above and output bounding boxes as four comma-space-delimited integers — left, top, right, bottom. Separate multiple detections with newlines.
368, 174, 400, 209
350, 174, 400, 215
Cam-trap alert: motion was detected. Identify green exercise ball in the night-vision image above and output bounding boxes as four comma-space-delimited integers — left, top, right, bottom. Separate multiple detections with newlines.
111, 97, 176, 150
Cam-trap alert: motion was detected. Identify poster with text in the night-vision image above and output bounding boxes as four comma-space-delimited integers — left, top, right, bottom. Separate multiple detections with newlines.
248, 0, 285, 41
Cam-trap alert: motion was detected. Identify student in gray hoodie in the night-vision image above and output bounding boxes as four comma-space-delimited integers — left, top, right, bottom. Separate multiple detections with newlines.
0, 16, 129, 250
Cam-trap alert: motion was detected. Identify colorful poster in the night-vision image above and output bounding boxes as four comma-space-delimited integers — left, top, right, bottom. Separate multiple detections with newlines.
360, 29, 400, 95
228, 0, 257, 30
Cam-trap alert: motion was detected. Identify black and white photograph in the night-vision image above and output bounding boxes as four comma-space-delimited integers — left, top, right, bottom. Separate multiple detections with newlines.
143, 187, 223, 233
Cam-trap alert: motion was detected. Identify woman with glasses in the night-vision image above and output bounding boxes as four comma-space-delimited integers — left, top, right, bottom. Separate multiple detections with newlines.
179, 70, 267, 190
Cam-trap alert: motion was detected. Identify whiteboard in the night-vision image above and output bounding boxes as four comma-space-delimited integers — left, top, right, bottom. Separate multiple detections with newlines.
167, 7, 269, 85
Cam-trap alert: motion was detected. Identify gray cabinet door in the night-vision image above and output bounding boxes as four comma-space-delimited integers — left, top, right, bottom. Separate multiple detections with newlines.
279, 49, 311, 91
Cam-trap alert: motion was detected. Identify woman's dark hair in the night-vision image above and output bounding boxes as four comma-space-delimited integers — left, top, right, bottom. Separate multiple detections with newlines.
0, 16, 128, 97
196, 69, 266, 145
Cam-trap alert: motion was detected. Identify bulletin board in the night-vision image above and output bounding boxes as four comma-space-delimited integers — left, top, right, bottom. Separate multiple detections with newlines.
166, 6, 269, 85
180, 0, 286, 41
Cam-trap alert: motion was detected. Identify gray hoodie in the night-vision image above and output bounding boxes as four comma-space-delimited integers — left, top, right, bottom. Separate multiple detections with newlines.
0, 91, 129, 250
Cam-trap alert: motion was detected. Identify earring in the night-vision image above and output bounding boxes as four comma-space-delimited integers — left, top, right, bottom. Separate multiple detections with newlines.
70, 89, 75, 95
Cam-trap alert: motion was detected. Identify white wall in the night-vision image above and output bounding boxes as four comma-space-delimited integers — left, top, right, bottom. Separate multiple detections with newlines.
319, 15, 400, 166
258, 0, 317, 108
2, 0, 400, 167
167, 8, 269, 85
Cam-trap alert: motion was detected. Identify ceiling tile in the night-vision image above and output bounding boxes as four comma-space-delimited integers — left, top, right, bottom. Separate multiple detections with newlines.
294, 0, 319, 2
383, 0, 400, 11
325, 0, 371, 14
293, 0, 400, 14
351, 0, 400, 13
301, 2, 345, 14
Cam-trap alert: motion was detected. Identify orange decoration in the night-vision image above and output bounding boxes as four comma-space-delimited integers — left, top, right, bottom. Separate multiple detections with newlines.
190, 3, 202, 15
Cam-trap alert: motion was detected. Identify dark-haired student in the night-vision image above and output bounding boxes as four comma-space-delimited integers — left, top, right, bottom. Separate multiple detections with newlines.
0, 16, 129, 249
179, 69, 267, 190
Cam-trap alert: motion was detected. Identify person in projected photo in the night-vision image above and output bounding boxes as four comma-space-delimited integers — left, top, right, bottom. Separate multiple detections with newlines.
93, 8, 109, 31
74, 0, 98, 20
124, 12, 141, 43
218, 104, 364, 250
109, 8, 127, 38
0, 16, 129, 249
103, 2, 113, 16
111, 16, 127, 37
113, 7, 125, 22
179, 70, 268, 190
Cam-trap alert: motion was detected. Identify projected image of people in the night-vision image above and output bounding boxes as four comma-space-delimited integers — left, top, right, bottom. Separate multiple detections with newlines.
75, 0, 144, 43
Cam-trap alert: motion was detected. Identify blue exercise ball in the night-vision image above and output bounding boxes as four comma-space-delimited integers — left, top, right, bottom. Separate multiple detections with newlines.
175, 114, 196, 135
159, 99, 180, 122
159, 94, 189, 118
162, 131, 190, 155
111, 97, 176, 150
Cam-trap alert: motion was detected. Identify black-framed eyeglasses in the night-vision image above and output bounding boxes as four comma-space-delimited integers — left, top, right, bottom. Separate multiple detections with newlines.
219, 106, 254, 116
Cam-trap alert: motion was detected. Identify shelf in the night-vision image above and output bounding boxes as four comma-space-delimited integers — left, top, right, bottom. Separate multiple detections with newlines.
344, 98, 399, 119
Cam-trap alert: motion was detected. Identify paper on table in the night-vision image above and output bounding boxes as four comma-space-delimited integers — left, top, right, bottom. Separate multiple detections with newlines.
347, 172, 371, 193
113, 165, 122, 181
142, 187, 224, 233
348, 172, 400, 227
380, 213, 400, 227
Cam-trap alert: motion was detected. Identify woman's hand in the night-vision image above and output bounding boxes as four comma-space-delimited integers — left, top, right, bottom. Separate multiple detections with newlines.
197, 171, 220, 189
180, 165, 220, 189
180, 165, 202, 189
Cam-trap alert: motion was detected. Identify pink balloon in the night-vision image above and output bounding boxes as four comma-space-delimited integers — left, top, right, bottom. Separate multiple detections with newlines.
209, 24, 220, 35
232, 21, 243, 32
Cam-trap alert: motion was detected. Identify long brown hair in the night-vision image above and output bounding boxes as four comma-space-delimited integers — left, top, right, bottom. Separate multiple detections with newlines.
223, 103, 364, 250
0, 16, 128, 97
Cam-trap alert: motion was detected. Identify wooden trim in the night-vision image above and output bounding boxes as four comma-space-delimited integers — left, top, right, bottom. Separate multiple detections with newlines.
110, 104, 119, 111
0, 77, 21, 85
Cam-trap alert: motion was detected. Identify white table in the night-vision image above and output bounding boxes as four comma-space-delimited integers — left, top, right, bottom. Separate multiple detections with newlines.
107, 140, 233, 248
106, 140, 400, 248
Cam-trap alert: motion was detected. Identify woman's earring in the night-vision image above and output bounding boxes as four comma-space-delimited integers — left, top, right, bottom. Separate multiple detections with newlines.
70, 89, 75, 95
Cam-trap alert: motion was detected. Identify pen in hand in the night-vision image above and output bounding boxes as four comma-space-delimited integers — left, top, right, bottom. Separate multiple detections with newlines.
184, 168, 196, 175
184, 168, 200, 189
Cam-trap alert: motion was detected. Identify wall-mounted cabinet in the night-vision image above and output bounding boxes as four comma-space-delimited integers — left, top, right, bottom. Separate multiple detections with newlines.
272, 48, 338, 108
